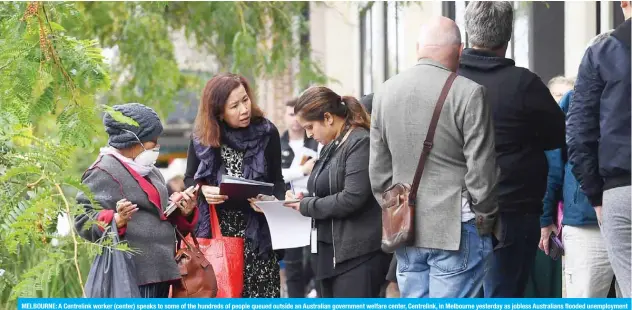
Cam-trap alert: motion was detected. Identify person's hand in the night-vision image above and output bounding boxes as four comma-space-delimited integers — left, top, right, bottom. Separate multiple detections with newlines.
247, 195, 277, 213
247, 198, 263, 213
285, 190, 304, 201
385, 281, 400, 298
201, 185, 228, 205
301, 158, 316, 176
114, 199, 138, 228
172, 187, 197, 216
594, 206, 603, 226
284, 190, 303, 211
539, 224, 558, 255
283, 201, 301, 211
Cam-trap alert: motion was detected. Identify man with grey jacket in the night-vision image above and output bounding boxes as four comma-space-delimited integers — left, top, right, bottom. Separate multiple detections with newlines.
370, 16, 499, 298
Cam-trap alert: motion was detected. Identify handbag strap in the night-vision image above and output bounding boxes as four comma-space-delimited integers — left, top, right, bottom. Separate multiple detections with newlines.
408, 72, 458, 206
110, 218, 120, 245
176, 227, 200, 249
209, 204, 223, 238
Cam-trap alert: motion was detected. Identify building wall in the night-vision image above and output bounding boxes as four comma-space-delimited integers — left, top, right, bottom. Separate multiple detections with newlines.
398, 2, 443, 70
308, 1, 624, 97
310, 2, 361, 97
308, 1, 442, 98
564, 1, 597, 78
169, 1, 626, 133
256, 69, 296, 133
171, 29, 219, 73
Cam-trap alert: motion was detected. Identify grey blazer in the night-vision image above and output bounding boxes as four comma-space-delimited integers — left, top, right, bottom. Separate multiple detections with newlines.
75, 155, 197, 285
369, 59, 500, 251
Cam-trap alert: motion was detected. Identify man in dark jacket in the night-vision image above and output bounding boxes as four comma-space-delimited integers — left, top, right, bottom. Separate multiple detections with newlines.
280, 98, 320, 298
567, 2, 631, 297
457, 1, 566, 297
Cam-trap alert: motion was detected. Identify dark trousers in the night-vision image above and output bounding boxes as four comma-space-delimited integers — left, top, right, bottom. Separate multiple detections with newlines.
482, 213, 540, 297
319, 253, 387, 298
385, 254, 397, 283
139, 282, 170, 298
285, 246, 313, 298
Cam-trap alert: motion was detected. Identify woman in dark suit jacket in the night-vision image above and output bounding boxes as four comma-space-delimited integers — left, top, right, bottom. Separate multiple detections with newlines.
285, 87, 389, 297
184, 73, 285, 298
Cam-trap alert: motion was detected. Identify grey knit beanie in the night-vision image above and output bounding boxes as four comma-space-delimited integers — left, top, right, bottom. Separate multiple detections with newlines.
103, 103, 164, 149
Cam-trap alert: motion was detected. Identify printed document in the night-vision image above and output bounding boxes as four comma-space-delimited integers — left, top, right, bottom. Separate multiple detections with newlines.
254, 200, 311, 250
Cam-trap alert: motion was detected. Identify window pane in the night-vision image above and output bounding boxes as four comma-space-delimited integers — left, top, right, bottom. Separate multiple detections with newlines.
507, 39, 514, 59
513, 1, 530, 68
455, 1, 467, 46
386, 2, 399, 78
362, 9, 373, 94
396, 6, 405, 73
371, 4, 382, 87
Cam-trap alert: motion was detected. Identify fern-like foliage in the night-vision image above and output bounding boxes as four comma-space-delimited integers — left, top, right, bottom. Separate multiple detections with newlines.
0, 2, 112, 304
0, 1, 333, 304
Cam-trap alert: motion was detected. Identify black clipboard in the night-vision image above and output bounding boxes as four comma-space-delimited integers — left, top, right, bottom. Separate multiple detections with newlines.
219, 175, 274, 201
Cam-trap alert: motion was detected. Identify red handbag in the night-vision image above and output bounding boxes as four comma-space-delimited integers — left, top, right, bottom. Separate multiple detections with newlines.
184, 204, 244, 298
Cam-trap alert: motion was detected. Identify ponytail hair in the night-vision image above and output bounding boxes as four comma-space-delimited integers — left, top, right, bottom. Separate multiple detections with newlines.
294, 86, 371, 130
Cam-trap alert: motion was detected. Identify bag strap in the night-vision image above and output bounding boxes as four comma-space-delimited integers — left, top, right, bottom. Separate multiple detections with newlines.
110, 218, 120, 245
176, 227, 200, 250
209, 204, 223, 238
408, 73, 458, 206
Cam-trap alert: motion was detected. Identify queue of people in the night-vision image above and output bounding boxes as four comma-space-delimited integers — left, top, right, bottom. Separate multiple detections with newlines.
74, 0, 631, 299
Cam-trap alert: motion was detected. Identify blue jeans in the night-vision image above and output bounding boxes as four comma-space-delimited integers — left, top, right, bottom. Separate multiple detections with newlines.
482, 213, 540, 297
395, 220, 492, 298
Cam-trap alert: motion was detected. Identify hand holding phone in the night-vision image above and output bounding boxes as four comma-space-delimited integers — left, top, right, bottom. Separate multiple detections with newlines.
165, 185, 199, 217
548, 232, 564, 260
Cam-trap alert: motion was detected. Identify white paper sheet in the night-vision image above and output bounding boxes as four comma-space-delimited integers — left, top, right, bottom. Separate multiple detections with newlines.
255, 201, 311, 250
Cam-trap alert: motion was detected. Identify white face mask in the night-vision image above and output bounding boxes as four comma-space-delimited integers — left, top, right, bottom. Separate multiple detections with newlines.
134, 147, 160, 167
121, 129, 160, 167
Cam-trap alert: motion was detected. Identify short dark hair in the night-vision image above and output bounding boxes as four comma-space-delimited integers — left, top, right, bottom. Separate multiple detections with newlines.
285, 98, 298, 108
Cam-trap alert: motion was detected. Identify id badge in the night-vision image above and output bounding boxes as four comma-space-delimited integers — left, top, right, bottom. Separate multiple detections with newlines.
311, 228, 318, 254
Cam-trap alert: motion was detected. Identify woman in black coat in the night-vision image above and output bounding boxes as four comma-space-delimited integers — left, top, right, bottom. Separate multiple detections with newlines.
184, 73, 285, 298
285, 87, 389, 297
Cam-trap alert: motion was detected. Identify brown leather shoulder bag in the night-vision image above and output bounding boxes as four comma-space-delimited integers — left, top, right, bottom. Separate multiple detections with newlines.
381, 73, 458, 253
172, 229, 218, 298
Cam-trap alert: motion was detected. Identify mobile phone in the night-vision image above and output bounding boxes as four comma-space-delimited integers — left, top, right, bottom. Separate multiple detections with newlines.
548, 232, 564, 260
164, 185, 199, 217
255, 194, 277, 201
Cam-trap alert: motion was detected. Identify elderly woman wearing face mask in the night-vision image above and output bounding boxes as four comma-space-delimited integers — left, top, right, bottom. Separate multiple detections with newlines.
75, 103, 199, 298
